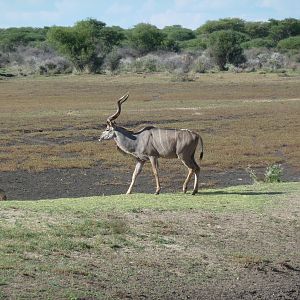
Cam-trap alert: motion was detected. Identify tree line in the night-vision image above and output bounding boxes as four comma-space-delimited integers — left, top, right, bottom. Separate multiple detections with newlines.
0, 17, 299, 73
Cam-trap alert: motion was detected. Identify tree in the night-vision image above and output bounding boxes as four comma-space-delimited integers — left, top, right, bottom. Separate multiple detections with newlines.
101, 26, 125, 49
179, 38, 207, 51
196, 18, 245, 35
241, 38, 275, 49
268, 18, 300, 42
127, 23, 165, 54
162, 25, 195, 41
244, 21, 270, 38
208, 30, 247, 70
0, 27, 48, 51
277, 36, 300, 50
47, 19, 123, 72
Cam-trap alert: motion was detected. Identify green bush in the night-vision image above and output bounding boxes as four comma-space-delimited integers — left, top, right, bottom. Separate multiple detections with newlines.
241, 38, 276, 49
196, 18, 245, 34
268, 18, 300, 42
47, 19, 123, 73
208, 30, 247, 70
0, 27, 48, 51
277, 36, 300, 50
244, 21, 270, 39
162, 25, 195, 41
127, 23, 165, 54
264, 164, 283, 183
178, 38, 207, 51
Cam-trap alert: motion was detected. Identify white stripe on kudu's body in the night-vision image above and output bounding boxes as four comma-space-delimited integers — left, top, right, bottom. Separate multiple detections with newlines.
99, 93, 204, 195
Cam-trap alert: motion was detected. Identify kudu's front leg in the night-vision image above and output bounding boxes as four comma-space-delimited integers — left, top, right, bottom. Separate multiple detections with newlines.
149, 156, 161, 195
126, 160, 145, 194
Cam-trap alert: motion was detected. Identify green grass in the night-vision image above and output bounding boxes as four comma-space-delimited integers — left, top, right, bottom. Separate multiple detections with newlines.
1, 182, 298, 213
0, 182, 299, 299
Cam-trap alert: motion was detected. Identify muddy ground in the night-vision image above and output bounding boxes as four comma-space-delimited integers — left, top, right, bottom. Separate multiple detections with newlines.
0, 163, 299, 200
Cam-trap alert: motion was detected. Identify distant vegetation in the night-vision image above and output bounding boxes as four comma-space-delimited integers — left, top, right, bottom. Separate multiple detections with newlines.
0, 17, 299, 76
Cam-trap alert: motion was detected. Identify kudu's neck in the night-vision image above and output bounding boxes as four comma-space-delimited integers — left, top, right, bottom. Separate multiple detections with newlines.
114, 126, 137, 153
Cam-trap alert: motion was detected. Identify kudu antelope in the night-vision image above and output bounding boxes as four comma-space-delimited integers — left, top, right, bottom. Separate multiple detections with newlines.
99, 93, 204, 195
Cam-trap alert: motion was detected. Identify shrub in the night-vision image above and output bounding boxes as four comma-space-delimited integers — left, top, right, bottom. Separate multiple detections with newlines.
171, 70, 196, 82
196, 18, 245, 34
162, 25, 195, 41
104, 48, 122, 73
121, 55, 162, 73
267, 52, 287, 70
269, 18, 300, 42
120, 52, 197, 74
144, 58, 159, 72
179, 38, 207, 51
245, 166, 259, 184
264, 164, 283, 183
47, 19, 123, 73
277, 36, 300, 50
161, 52, 194, 72
208, 30, 247, 70
244, 21, 270, 39
0, 27, 48, 51
0, 51, 9, 67
246, 164, 283, 184
243, 48, 288, 71
192, 51, 214, 73
241, 38, 275, 49
4, 46, 72, 76
127, 23, 165, 54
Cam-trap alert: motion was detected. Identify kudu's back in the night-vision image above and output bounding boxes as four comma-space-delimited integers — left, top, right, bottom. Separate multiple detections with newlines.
146, 127, 200, 159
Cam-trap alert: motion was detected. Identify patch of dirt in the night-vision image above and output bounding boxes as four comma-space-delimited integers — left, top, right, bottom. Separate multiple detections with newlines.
0, 163, 299, 200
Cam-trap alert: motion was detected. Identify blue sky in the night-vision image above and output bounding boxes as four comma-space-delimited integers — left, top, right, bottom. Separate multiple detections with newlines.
0, 0, 299, 29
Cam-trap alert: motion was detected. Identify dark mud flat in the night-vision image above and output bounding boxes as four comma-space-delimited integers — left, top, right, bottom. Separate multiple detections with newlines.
0, 164, 299, 200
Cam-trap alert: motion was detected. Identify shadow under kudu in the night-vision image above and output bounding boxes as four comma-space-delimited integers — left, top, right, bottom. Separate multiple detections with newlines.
198, 190, 285, 196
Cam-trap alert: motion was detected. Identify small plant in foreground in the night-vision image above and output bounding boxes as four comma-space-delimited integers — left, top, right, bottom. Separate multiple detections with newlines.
245, 165, 259, 184
264, 164, 283, 183
246, 164, 283, 184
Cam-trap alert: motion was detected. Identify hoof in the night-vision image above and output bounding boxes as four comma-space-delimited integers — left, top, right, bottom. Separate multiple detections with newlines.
154, 191, 160, 195
192, 191, 198, 195
183, 188, 187, 194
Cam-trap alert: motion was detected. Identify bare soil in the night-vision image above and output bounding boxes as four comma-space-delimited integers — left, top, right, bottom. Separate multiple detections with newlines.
0, 163, 299, 200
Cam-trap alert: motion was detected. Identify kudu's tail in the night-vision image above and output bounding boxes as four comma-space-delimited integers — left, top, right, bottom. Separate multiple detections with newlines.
199, 135, 204, 161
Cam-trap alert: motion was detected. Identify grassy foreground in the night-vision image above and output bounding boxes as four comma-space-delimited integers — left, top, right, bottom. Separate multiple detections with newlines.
0, 182, 300, 299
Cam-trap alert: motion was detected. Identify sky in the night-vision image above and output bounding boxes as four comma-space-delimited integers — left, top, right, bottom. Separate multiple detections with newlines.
0, 0, 299, 29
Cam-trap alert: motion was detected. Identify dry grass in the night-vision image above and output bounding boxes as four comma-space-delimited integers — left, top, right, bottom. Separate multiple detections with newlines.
0, 72, 300, 173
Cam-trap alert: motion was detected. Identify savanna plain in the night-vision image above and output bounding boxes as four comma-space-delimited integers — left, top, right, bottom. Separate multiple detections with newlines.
0, 72, 300, 299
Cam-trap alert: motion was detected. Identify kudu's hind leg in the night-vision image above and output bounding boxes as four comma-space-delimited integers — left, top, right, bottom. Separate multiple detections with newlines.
192, 169, 200, 195
180, 155, 200, 195
149, 156, 161, 195
126, 160, 145, 194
